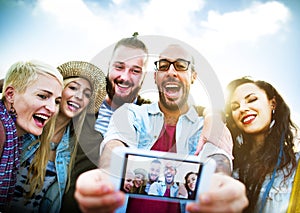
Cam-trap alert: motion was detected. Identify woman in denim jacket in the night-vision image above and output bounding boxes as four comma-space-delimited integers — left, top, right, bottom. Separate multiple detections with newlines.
9, 61, 106, 213
225, 77, 299, 213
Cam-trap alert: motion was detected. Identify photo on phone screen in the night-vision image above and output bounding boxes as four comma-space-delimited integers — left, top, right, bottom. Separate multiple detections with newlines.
120, 153, 203, 201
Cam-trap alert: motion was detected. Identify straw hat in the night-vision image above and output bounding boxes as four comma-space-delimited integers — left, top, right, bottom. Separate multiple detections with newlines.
134, 168, 147, 179
57, 61, 106, 114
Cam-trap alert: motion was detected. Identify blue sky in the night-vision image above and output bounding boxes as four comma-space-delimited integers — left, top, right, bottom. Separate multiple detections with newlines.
0, 0, 299, 124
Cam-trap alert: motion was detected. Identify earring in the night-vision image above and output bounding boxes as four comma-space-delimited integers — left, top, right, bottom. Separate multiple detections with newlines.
9, 102, 18, 122
269, 109, 275, 130
236, 134, 244, 146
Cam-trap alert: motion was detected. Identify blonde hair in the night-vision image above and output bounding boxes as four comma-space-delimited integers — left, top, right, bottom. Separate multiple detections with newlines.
26, 116, 56, 198
1, 60, 63, 198
2, 60, 63, 99
63, 77, 88, 192
26, 77, 90, 197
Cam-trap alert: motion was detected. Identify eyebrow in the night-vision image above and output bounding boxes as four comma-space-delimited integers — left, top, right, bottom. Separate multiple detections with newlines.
39, 89, 53, 95
70, 81, 92, 92
113, 61, 142, 69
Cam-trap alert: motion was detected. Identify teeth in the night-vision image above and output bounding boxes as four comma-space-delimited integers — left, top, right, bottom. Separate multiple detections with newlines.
165, 84, 178, 88
243, 115, 255, 123
117, 83, 129, 88
69, 102, 80, 109
35, 114, 49, 120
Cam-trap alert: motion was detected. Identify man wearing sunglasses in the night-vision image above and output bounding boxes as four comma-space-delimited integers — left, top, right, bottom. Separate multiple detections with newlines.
74, 43, 248, 213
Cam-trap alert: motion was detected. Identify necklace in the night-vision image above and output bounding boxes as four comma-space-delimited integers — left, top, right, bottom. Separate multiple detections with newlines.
50, 142, 59, 151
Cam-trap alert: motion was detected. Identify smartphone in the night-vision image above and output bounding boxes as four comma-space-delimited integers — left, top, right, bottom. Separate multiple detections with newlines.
107, 147, 216, 203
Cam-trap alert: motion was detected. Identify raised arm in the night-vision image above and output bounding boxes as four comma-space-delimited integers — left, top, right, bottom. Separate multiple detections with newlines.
75, 140, 126, 213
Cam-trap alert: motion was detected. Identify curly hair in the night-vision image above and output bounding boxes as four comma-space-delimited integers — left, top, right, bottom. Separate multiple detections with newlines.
225, 77, 298, 212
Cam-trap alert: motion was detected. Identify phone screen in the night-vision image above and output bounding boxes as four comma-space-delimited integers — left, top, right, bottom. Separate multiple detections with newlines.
120, 153, 203, 201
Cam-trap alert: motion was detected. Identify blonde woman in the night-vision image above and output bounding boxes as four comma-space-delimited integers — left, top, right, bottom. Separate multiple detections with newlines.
10, 61, 106, 213
0, 60, 63, 211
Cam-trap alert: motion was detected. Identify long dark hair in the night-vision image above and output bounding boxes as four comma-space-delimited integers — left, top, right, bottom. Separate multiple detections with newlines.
184, 172, 197, 199
225, 77, 298, 212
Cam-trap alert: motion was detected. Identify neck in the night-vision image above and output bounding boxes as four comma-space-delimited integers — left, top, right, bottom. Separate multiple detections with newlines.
106, 96, 133, 110
166, 182, 174, 189
159, 102, 189, 126
52, 112, 71, 143
245, 133, 266, 154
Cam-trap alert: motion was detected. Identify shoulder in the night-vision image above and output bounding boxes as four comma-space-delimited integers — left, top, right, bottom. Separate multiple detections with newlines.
116, 102, 155, 114
136, 95, 151, 105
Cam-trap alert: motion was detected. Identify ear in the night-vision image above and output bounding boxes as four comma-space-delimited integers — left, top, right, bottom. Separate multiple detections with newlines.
191, 71, 197, 84
4, 86, 15, 103
270, 97, 277, 110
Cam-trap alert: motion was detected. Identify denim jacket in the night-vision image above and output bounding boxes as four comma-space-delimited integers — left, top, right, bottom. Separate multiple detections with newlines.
20, 125, 72, 213
101, 102, 203, 155
255, 152, 299, 213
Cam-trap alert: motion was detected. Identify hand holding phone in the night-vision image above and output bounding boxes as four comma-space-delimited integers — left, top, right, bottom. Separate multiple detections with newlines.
107, 147, 216, 204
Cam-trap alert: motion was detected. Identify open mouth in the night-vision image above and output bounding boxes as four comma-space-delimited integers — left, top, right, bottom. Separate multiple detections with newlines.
67, 101, 80, 111
163, 83, 181, 99
242, 115, 256, 124
114, 79, 133, 91
33, 113, 49, 127
124, 185, 131, 192
117, 82, 130, 89
166, 174, 173, 179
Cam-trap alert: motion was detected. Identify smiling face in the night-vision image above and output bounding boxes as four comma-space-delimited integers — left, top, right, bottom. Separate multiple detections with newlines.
123, 171, 135, 192
230, 83, 275, 135
12, 73, 62, 136
155, 45, 196, 112
148, 161, 161, 182
134, 173, 144, 188
60, 77, 92, 118
186, 173, 197, 191
107, 45, 146, 108
164, 162, 177, 185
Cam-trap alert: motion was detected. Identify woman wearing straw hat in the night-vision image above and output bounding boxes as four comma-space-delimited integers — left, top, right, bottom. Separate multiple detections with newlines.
9, 61, 106, 213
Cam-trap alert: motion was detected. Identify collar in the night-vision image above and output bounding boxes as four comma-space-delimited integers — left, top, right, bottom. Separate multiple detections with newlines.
147, 102, 199, 123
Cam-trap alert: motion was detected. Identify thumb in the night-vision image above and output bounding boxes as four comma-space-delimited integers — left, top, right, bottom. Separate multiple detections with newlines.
194, 135, 206, 155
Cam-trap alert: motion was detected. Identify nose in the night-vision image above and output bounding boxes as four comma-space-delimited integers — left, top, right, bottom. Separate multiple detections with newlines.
45, 100, 57, 114
119, 68, 131, 81
167, 64, 177, 76
74, 91, 83, 99
239, 102, 249, 112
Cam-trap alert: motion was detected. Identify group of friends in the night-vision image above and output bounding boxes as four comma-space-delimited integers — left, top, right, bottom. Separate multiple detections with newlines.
123, 159, 198, 201
0, 34, 299, 213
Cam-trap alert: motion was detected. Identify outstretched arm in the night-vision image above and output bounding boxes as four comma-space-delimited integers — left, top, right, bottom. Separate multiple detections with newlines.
75, 140, 126, 213
195, 111, 233, 159
75, 169, 125, 213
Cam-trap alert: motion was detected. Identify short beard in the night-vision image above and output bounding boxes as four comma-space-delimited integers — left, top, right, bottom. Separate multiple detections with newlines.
106, 77, 141, 107
158, 90, 189, 111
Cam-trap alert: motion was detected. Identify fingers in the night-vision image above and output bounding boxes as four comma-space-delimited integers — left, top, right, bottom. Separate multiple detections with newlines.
194, 135, 206, 155
75, 190, 125, 213
76, 169, 111, 195
186, 174, 248, 213
75, 169, 126, 213
197, 113, 233, 158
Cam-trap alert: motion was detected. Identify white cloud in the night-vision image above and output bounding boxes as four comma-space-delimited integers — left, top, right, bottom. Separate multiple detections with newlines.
30, 0, 290, 57
196, 1, 290, 53
0, 0, 293, 90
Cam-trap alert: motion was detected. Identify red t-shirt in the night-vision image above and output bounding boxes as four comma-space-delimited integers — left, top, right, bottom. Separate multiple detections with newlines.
126, 124, 181, 213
